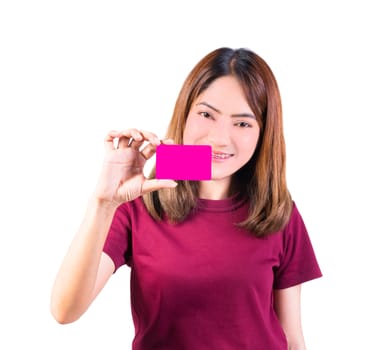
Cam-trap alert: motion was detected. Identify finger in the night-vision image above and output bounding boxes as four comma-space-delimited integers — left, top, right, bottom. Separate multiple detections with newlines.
117, 129, 143, 149
140, 142, 157, 160
140, 137, 176, 160
139, 130, 161, 146
137, 130, 162, 157
141, 179, 178, 194
161, 138, 175, 145
128, 137, 146, 150
104, 130, 122, 151
140, 137, 177, 160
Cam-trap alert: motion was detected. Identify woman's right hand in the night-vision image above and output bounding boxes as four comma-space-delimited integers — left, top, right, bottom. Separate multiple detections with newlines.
93, 129, 177, 205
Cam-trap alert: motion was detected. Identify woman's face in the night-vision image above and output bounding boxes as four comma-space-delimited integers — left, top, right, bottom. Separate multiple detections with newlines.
183, 75, 260, 183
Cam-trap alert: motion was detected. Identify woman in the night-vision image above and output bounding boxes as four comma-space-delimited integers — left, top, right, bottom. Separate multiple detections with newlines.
51, 47, 322, 349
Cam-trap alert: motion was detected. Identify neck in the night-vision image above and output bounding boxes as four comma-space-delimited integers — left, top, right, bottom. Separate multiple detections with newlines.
198, 179, 233, 200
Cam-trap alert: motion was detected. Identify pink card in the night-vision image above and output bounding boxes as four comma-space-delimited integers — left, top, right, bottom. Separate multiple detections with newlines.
156, 144, 212, 180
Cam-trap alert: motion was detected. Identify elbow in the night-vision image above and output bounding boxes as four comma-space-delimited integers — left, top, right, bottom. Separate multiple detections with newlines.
52, 314, 73, 325
50, 305, 75, 325
50, 297, 82, 325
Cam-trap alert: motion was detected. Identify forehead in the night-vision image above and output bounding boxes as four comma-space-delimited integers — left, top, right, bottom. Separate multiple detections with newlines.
195, 76, 253, 113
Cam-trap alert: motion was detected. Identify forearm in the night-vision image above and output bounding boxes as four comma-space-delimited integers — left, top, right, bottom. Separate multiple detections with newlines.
274, 285, 307, 350
288, 341, 306, 350
50, 198, 117, 323
285, 325, 306, 350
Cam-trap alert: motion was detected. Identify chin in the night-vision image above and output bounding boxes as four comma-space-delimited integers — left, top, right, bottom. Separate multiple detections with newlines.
210, 171, 233, 182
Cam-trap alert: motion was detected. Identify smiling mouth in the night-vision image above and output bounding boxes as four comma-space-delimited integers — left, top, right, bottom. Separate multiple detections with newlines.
212, 152, 234, 160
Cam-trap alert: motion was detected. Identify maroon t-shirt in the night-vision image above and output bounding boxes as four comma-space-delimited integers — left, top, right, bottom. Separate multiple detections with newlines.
103, 194, 322, 349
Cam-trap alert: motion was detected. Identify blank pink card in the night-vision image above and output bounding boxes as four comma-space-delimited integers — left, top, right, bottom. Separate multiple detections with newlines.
156, 144, 212, 180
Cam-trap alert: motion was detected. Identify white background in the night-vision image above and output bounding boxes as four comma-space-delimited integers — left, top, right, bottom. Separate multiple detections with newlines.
1, 1, 373, 349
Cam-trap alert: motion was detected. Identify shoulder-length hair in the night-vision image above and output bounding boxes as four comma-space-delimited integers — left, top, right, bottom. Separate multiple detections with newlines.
143, 47, 293, 237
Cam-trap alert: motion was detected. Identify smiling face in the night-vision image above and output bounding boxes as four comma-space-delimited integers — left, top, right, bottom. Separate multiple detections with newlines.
183, 75, 260, 193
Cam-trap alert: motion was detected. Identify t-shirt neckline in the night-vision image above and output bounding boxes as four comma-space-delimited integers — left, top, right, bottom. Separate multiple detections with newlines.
196, 192, 247, 212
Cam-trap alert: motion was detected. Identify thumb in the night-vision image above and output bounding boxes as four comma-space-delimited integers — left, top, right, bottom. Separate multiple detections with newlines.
141, 179, 178, 194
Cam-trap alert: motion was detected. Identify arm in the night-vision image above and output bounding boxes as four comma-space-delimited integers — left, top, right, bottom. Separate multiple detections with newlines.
273, 284, 306, 350
50, 199, 117, 324
50, 129, 177, 324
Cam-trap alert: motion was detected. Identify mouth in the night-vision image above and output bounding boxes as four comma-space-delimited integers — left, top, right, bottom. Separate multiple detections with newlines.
212, 151, 234, 160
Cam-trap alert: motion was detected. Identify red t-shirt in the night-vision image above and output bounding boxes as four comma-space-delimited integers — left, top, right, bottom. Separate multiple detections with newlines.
103, 194, 322, 349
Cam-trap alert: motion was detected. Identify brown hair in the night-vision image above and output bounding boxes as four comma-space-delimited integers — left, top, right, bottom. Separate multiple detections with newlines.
143, 47, 293, 237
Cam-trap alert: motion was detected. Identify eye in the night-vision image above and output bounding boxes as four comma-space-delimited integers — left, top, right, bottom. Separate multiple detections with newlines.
199, 111, 212, 119
235, 121, 252, 128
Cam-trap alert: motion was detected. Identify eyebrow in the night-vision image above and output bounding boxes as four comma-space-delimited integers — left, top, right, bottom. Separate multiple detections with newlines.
196, 102, 256, 119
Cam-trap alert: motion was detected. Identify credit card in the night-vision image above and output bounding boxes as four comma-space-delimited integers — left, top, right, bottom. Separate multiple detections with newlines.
155, 144, 212, 180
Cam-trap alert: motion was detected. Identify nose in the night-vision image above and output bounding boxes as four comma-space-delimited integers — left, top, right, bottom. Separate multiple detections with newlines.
207, 118, 231, 146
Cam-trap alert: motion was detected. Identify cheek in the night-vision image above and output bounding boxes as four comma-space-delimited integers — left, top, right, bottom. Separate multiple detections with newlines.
239, 134, 259, 159
183, 118, 205, 143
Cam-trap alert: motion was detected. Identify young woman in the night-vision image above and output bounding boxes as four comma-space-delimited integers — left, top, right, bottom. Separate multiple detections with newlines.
51, 47, 322, 349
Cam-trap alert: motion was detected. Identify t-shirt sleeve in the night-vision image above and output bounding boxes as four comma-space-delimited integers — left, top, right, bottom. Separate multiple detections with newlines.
103, 202, 132, 273
273, 203, 322, 289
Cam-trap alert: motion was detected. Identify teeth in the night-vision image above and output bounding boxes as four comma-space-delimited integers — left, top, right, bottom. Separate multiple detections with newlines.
212, 153, 232, 159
